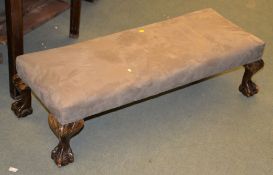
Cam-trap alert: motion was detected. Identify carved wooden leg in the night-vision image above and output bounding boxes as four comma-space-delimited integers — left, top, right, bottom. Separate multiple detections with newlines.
48, 114, 84, 167
239, 59, 264, 97
69, 0, 81, 38
11, 75, 33, 118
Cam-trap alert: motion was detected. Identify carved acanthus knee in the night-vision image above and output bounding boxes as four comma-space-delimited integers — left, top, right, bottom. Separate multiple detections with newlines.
239, 59, 264, 97
48, 114, 84, 167
11, 75, 33, 117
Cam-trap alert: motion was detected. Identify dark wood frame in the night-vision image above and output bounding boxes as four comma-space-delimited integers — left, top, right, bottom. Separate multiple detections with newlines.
1, 0, 71, 44
5, 0, 83, 99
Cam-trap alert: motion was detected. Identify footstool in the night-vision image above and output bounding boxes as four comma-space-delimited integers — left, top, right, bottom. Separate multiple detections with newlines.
11, 8, 265, 167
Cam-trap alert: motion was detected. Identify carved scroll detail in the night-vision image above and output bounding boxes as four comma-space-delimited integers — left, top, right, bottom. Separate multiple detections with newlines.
239, 59, 264, 97
11, 75, 33, 117
48, 114, 84, 167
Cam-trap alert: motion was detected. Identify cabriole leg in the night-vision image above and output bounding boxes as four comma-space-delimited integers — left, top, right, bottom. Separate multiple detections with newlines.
11, 75, 33, 117
239, 59, 264, 97
48, 114, 84, 167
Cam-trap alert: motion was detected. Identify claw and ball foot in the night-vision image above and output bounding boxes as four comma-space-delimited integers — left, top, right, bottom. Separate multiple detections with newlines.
239, 59, 264, 97
48, 114, 84, 167
11, 75, 33, 117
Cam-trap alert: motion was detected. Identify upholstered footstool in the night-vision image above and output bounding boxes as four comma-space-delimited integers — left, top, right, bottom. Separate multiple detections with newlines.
11, 8, 265, 167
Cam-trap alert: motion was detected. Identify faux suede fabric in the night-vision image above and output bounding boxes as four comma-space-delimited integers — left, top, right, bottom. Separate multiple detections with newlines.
16, 8, 265, 125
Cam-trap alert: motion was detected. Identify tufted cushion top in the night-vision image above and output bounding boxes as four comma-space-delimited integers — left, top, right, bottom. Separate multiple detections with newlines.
16, 8, 265, 125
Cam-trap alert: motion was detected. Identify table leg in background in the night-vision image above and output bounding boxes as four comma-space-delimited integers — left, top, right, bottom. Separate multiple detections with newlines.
70, 0, 81, 38
5, 0, 23, 99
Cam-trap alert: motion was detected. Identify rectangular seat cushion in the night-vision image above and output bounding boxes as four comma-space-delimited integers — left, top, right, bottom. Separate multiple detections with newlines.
16, 8, 265, 125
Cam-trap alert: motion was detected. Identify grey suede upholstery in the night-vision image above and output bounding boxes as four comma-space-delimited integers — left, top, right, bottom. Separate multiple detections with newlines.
16, 8, 265, 125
